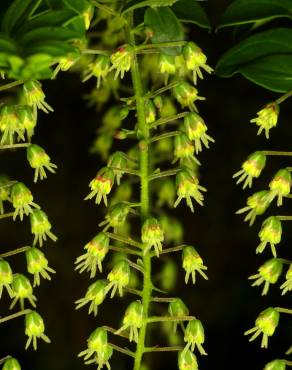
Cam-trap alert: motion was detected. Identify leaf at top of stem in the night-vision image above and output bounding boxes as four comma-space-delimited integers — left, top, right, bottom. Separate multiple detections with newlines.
122, 0, 179, 15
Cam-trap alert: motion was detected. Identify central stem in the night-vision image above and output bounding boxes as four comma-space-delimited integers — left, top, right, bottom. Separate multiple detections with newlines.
128, 21, 152, 370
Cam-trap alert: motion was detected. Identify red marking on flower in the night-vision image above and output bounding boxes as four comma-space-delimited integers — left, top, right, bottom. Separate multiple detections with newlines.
118, 47, 125, 53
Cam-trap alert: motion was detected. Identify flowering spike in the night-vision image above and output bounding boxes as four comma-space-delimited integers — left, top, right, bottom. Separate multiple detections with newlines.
115, 300, 144, 342
2, 357, 21, 370
141, 218, 164, 256
257, 216, 282, 257
10, 274, 37, 310
85, 167, 114, 206
268, 169, 291, 206
233, 151, 266, 189
183, 42, 213, 85
0, 259, 13, 298
249, 258, 283, 295
174, 169, 206, 212
182, 246, 208, 284
25, 310, 51, 350
75, 280, 107, 316
30, 209, 57, 247
250, 102, 279, 139
184, 319, 207, 355
244, 307, 279, 348
106, 260, 130, 298
26, 144, 57, 183
75, 232, 109, 278
23, 80, 53, 115
280, 263, 292, 295
26, 247, 55, 287
178, 349, 198, 370
236, 190, 271, 226
184, 112, 214, 154
110, 45, 134, 79
173, 81, 205, 111
11, 182, 40, 221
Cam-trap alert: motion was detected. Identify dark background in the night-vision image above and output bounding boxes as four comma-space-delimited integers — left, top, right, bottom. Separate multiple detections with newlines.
1, 1, 291, 369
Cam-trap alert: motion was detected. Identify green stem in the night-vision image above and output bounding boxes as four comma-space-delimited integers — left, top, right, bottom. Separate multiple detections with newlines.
82, 49, 110, 56
276, 90, 292, 104
146, 81, 180, 99
144, 346, 182, 352
277, 216, 292, 221
0, 143, 29, 150
0, 309, 31, 324
147, 315, 196, 323
136, 41, 187, 51
90, 0, 121, 17
109, 245, 141, 256
0, 246, 30, 258
106, 232, 142, 249
109, 343, 134, 358
0, 80, 24, 92
275, 307, 292, 315
262, 150, 292, 157
149, 168, 180, 181
150, 112, 189, 129
148, 131, 180, 144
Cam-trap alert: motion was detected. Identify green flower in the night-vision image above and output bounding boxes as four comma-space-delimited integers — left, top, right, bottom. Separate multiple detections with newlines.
182, 246, 208, 284
107, 151, 127, 185
99, 202, 131, 232
2, 357, 21, 370
11, 182, 39, 221
75, 232, 109, 278
250, 102, 279, 139
85, 167, 114, 206
27, 144, 57, 183
78, 327, 109, 361
158, 53, 176, 75
145, 100, 157, 125
83, 55, 111, 87
264, 360, 286, 370
249, 258, 283, 295
157, 179, 176, 208
30, 209, 57, 247
23, 80, 53, 115
106, 260, 130, 298
257, 216, 282, 257
268, 169, 291, 206
236, 190, 271, 226
115, 301, 144, 342
173, 81, 205, 111
168, 298, 189, 333
141, 218, 164, 257
25, 310, 51, 350
75, 280, 107, 316
233, 151, 266, 189
174, 132, 199, 165
0, 174, 11, 214
184, 319, 207, 355
178, 349, 198, 370
0, 259, 13, 298
17, 105, 36, 141
183, 42, 213, 85
244, 307, 279, 348
10, 274, 37, 310
110, 45, 134, 79
184, 112, 214, 154
0, 105, 25, 145
174, 169, 206, 212
26, 248, 55, 287
280, 263, 292, 295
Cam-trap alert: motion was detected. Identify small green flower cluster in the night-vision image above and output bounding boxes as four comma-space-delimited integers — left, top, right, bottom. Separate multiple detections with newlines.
234, 97, 292, 367
0, 80, 57, 369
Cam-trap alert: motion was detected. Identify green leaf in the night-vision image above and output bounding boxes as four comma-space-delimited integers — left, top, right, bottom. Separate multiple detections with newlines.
218, 0, 292, 29
7, 54, 53, 80
239, 55, 292, 92
144, 6, 184, 55
62, 0, 90, 14
171, 0, 210, 30
24, 40, 78, 58
0, 33, 17, 54
1, 0, 42, 34
216, 28, 292, 77
122, 0, 178, 14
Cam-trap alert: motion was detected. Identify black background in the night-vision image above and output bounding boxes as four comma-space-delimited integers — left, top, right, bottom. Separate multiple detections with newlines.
0, 1, 291, 369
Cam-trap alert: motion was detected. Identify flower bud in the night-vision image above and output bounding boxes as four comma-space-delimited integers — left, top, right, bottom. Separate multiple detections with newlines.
0, 105, 25, 144
145, 100, 156, 124
157, 179, 176, 208
249, 258, 283, 295
174, 169, 206, 212
0, 174, 11, 214
250, 102, 279, 139
184, 319, 207, 355
173, 81, 205, 111
153, 96, 163, 112
182, 246, 208, 285
110, 45, 133, 79
99, 202, 130, 231
75, 280, 107, 316
117, 301, 144, 342
183, 42, 213, 84
141, 218, 164, 257
159, 215, 183, 244
158, 53, 176, 83
25, 310, 50, 350
244, 307, 279, 348
10, 273, 37, 310
178, 349, 198, 370
26, 248, 55, 287
83, 55, 110, 87
119, 106, 129, 120
233, 151, 266, 189
79, 327, 108, 361
23, 80, 53, 114
85, 167, 114, 206
168, 298, 189, 332
30, 209, 57, 247
269, 169, 291, 206
11, 182, 39, 220
257, 216, 282, 257
236, 190, 271, 226
75, 232, 109, 277
26, 144, 57, 183
2, 358, 21, 370
106, 260, 130, 297
264, 360, 286, 370
184, 112, 214, 154
0, 259, 13, 298
281, 263, 292, 295
17, 105, 36, 140
160, 96, 177, 118
107, 152, 127, 185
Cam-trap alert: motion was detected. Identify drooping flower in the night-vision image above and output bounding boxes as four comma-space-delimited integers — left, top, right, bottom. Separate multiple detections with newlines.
110, 45, 134, 79
173, 81, 205, 111
184, 112, 214, 154
11, 182, 39, 221
0, 105, 25, 145
174, 132, 200, 165
2, 357, 21, 370
30, 209, 57, 247
141, 218, 164, 256
0, 259, 13, 298
78, 327, 109, 361
75, 280, 107, 316
25, 248, 55, 287
168, 298, 189, 333
233, 151, 266, 189
268, 169, 291, 206
0, 174, 11, 214
250, 102, 279, 139
99, 202, 131, 232
184, 319, 207, 355
178, 349, 198, 370
17, 105, 37, 141
244, 307, 279, 348
280, 263, 292, 295
106, 260, 130, 297
107, 151, 127, 185
26, 144, 57, 183
264, 360, 286, 370
10, 274, 37, 309
249, 258, 283, 295
25, 310, 51, 350
182, 246, 208, 284
236, 190, 271, 226
23, 80, 53, 115
83, 55, 111, 88
257, 216, 282, 257
85, 167, 114, 206
115, 300, 144, 342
